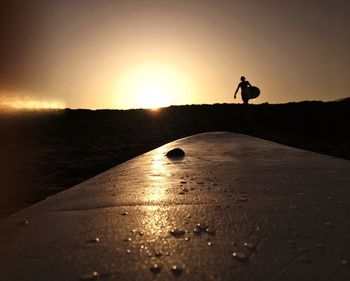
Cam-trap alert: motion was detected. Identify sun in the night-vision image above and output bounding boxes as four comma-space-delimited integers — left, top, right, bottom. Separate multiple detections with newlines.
114, 63, 189, 109
132, 77, 172, 109
138, 82, 171, 109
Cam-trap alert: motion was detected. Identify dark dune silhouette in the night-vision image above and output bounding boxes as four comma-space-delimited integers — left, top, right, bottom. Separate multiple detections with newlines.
0, 99, 349, 217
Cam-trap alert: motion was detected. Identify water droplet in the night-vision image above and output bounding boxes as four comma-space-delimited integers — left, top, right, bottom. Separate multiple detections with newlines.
18, 219, 29, 227
243, 242, 256, 249
232, 251, 249, 261
126, 249, 131, 254
206, 228, 216, 235
139, 231, 144, 236
341, 259, 348, 265
170, 229, 186, 237
123, 237, 132, 242
193, 228, 202, 235
207, 242, 212, 246
171, 265, 183, 277
196, 223, 208, 230
155, 251, 163, 257
149, 264, 162, 274
87, 237, 100, 243
80, 271, 99, 280
185, 237, 190, 241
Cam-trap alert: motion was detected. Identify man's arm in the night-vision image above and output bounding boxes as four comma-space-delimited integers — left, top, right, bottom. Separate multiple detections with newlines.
234, 85, 240, 98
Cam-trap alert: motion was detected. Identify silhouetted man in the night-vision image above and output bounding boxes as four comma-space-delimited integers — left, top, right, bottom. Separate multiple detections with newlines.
234, 76, 251, 104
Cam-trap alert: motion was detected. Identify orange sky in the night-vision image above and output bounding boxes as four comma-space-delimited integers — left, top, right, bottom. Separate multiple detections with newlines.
0, 0, 349, 109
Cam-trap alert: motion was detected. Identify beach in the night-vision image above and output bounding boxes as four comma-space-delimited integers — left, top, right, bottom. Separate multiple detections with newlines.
1, 100, 349, 217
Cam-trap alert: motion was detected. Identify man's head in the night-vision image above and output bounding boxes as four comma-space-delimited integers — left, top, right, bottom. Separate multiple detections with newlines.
240, 76, 246, 81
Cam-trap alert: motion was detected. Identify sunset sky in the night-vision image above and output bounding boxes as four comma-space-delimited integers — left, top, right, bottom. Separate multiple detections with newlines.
0, 0, 349, 109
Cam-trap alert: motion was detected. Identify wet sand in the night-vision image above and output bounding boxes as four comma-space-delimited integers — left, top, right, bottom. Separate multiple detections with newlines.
1, 132, 349, 281
0, 100, 349, 217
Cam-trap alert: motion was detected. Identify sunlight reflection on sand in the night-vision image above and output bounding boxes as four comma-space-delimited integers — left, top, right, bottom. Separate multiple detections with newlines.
145, 145, 170, 202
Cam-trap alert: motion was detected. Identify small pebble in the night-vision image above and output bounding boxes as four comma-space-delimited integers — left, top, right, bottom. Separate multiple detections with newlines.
166, 148, 185, 158
121, 211, 129, 216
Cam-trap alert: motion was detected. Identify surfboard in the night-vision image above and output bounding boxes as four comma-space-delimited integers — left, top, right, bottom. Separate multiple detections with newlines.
242, 86, 260, 100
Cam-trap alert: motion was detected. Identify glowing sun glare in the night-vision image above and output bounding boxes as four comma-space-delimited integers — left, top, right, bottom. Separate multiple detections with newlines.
0, 95, 65, 110
115, 63, 189, 109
